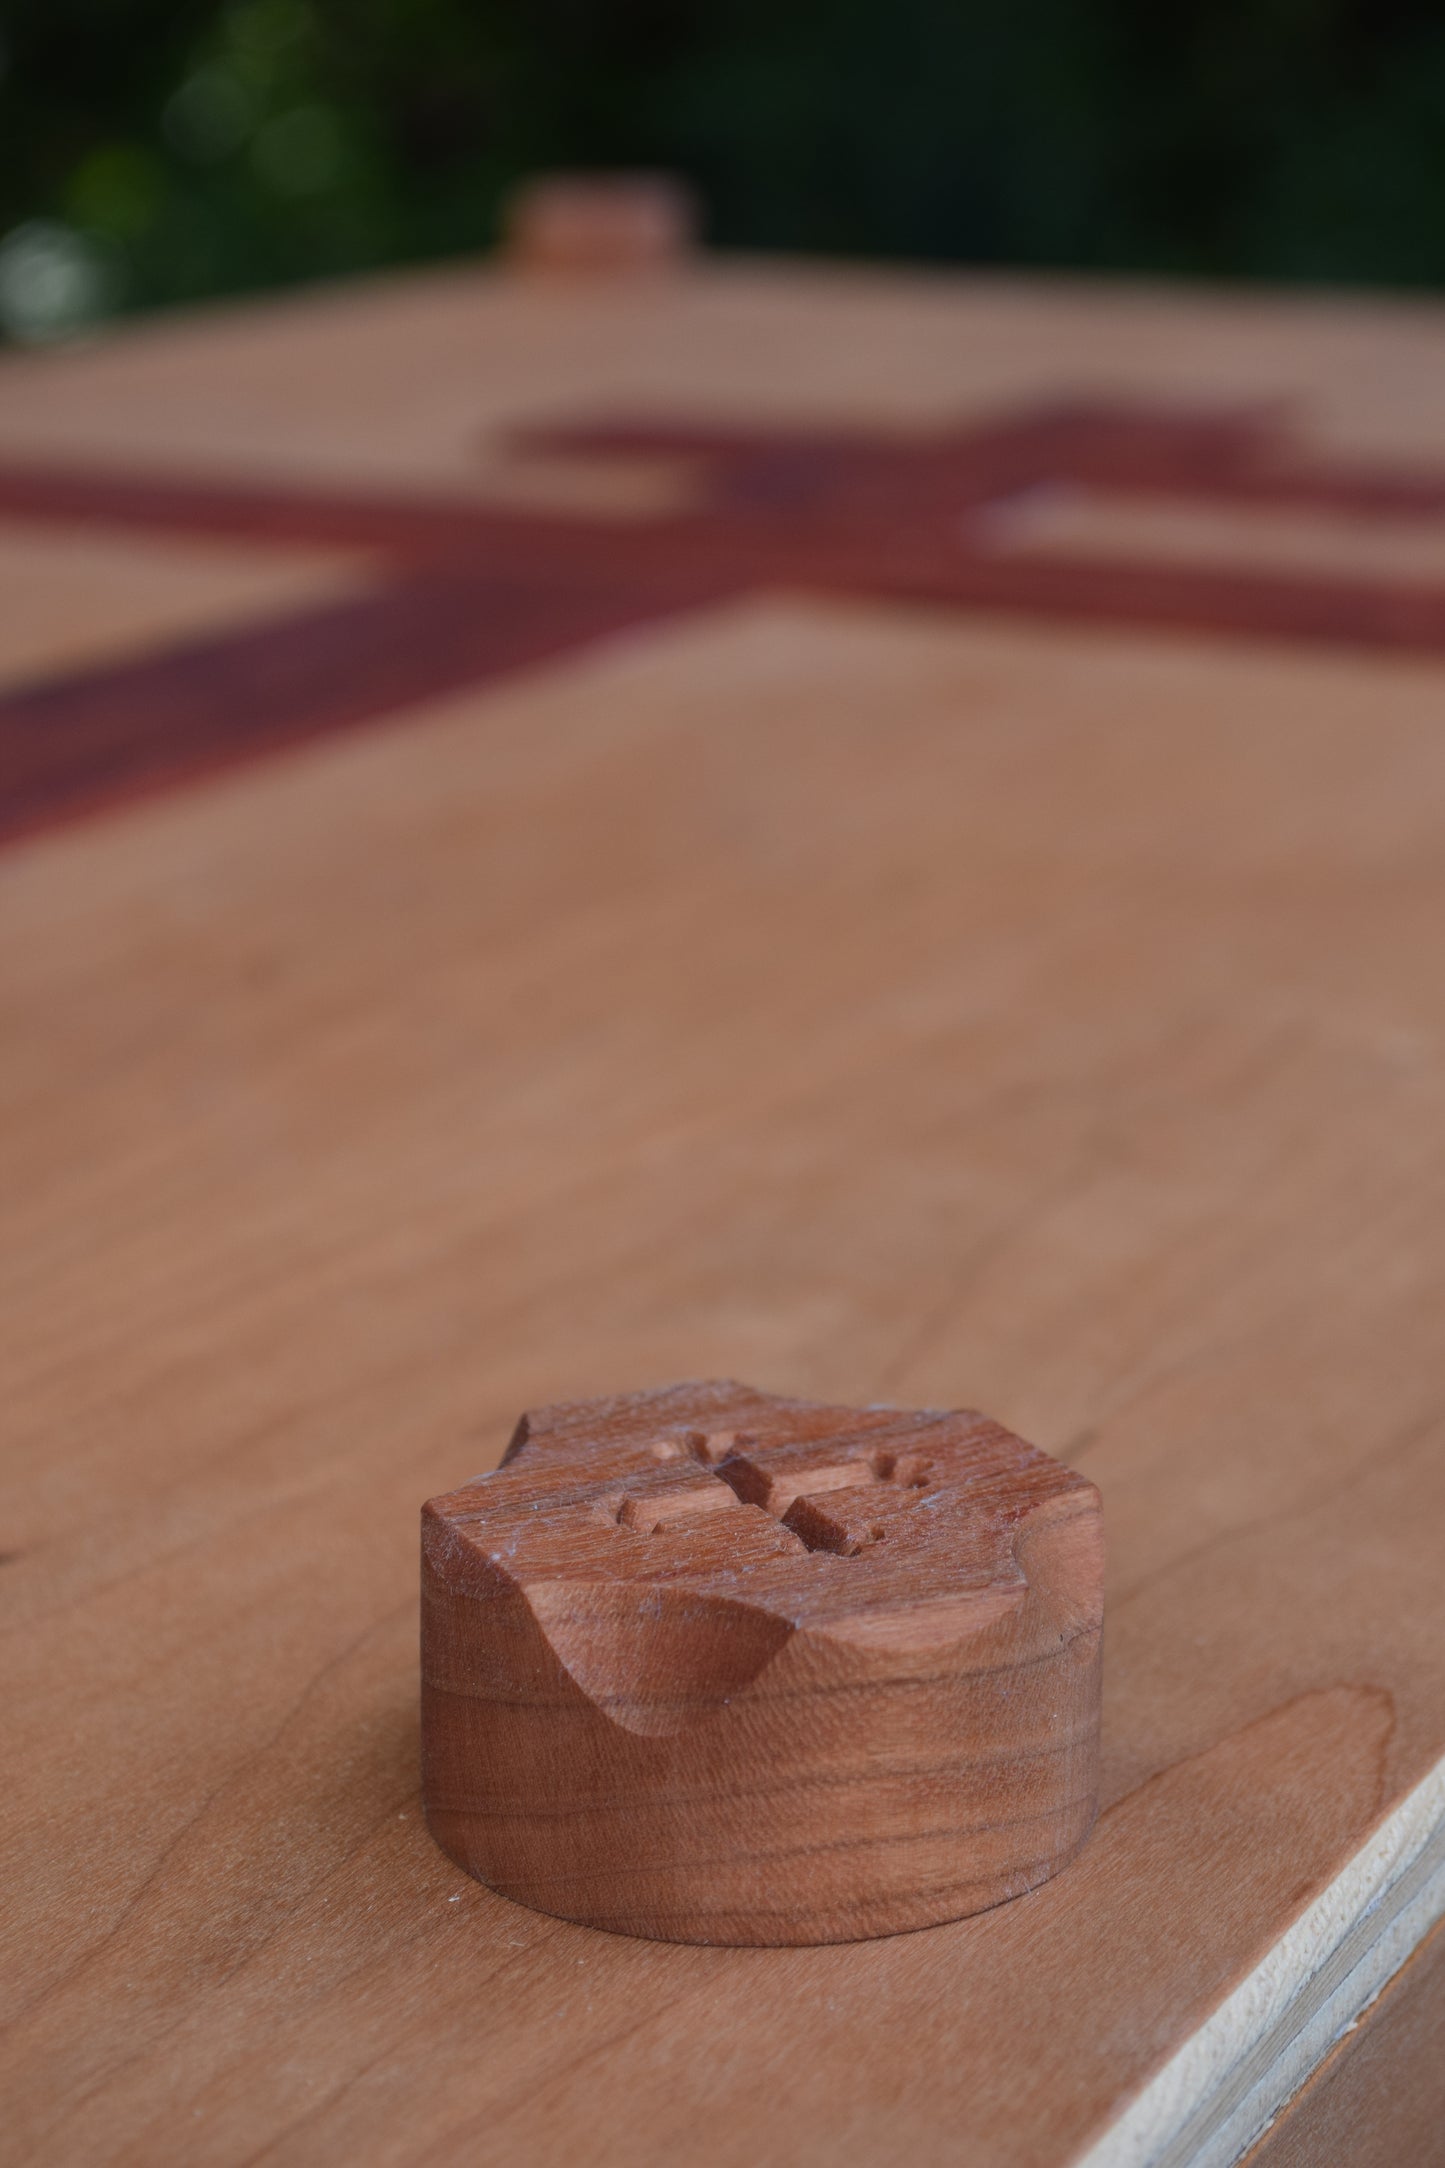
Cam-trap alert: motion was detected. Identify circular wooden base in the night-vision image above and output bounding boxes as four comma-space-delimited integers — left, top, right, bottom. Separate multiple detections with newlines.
421, 1381, 1103, 1945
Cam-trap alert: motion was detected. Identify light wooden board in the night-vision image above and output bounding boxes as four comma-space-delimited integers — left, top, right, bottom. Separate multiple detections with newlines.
4, 257, 1445, 2166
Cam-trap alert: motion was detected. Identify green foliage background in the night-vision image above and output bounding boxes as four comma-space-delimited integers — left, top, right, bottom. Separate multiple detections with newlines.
5, 0, 1445, 330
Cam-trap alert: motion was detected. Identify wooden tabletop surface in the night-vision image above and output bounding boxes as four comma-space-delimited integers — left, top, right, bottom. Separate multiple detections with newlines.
4, 254, 1445, 2167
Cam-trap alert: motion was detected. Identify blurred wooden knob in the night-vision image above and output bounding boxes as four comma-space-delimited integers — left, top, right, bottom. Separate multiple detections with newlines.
421, 1380, 1103, 1944
500, 171, 697, 273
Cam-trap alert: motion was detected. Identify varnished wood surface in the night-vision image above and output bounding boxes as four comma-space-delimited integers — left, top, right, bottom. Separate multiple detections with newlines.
5, 257, 1445, 2162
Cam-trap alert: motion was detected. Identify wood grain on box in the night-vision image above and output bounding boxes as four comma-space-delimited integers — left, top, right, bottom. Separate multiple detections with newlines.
4, 259, 1445, 2165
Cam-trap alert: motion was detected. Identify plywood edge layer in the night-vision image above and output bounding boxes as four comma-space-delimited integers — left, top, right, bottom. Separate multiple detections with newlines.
1075, 1751, 1445, 2168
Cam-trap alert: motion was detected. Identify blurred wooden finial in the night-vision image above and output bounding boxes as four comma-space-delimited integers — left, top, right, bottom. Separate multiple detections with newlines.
501, 171, 698, 273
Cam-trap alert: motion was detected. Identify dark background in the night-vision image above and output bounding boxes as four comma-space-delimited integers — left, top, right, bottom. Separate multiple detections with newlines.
6, 0, 1445, 339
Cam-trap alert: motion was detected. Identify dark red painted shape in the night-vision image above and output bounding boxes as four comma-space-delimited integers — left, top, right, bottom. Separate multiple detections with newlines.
4, 399, 1445, 847
0, 560, 737, 843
